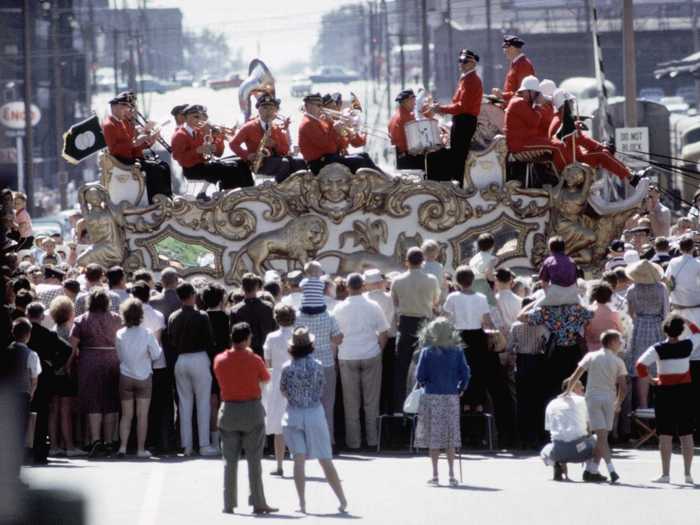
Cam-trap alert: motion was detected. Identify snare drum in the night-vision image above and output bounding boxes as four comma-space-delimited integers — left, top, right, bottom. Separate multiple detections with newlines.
405, 119, 443, 156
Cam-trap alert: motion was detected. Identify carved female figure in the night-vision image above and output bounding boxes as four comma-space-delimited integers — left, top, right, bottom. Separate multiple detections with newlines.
77, 185, 127, 268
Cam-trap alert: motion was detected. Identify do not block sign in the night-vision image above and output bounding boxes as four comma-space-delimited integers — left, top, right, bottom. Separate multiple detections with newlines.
615, 127, 649, 168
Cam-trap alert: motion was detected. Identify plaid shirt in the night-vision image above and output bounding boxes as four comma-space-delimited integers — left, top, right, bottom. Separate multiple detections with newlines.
507, 320, 548, 355
295, 311, 341, 367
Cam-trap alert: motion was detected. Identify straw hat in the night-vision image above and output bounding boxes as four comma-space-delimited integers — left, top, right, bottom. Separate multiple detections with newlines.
625, 259, 663, 285
418, 317, 462, 348
288, 326, 315, 348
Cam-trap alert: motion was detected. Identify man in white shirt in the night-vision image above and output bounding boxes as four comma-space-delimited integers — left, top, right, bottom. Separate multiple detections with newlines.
541, 379, 595, 481
666, 236, 700, 309
334, 273, 389, 450
364, 269, 396, 416
494, 268, 522, 332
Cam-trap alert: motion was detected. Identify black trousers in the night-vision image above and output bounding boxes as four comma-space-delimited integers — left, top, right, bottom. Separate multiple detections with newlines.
147, 367, 177, 453
309, 152, 380, 174
115, 156, 172, 203
691, 361, 700, 440
393, 316, 426, 412
30, 388, 51, 463
183, 160, 254, 190
380, 336, 396, 415
460, 329, 516, 447
259, 155, 307, 183
516, 353, 547, 446
450, 114, 478, 186
545, 344, 583, 404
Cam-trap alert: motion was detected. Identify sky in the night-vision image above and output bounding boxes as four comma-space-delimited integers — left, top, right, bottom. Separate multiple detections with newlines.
146, 0, 361, 69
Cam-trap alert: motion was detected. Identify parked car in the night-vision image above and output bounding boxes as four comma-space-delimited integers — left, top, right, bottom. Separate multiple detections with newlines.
133, 75, 176, 94
208, 73, 243, 90
290, 76, 312, 97
31, 219, 64, 239
309, 66, 360, 84
639, 87, 664, 102
174, 70, 194, 87
661, 96, 690, 114
676, 85, 698, 108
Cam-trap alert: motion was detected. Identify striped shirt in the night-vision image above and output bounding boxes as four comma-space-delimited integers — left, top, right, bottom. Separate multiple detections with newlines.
636, 334, 700, 386
300, 277, 326, 309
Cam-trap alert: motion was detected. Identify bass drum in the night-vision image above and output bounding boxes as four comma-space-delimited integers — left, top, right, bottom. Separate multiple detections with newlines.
405, 119, 443, 156
472, 100, 505, 151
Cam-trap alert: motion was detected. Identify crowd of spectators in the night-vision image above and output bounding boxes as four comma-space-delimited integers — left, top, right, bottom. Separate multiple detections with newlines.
2, 183, 700, 490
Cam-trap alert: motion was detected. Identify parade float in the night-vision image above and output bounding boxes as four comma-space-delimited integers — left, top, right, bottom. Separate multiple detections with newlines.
75, 125, 648, 282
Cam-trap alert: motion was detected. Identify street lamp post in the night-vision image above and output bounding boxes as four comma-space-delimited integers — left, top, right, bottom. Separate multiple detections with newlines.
23, 0, 35, 214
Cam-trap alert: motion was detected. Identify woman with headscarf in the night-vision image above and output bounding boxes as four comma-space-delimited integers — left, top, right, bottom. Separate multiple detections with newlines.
414, 317, 470, 486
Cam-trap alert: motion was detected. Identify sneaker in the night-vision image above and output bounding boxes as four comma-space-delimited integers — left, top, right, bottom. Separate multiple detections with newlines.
685, 475, 694, 485
66, 448, 87, 457
427, 477, 439, 486
609, 471, 620, 484
136, 450, 152, 459
182, 447, 194, 457
652, 475, 670, 484
199, 445, 219, 457
448, 477, 459, 487
270, 469, 284, 477
48, 448, 64, 457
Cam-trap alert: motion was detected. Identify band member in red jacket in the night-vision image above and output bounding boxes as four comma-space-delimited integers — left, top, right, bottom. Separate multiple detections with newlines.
549, 90, 633, 182
322, 93, 367, 153
493, 35, 535, 103
298, 93, 379, 174
388, 89, 448, 177
170, 104, 188, 129
432, 48, 482, 186
171, 104, 253, 191
230, 95, 306, 183
102, 91, 172, 202
504, 76, 571, 172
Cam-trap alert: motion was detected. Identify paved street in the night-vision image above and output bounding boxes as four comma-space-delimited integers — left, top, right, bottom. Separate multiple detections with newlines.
21, 449, 699, 525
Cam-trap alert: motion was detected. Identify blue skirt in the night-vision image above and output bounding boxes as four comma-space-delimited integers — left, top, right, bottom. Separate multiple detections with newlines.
282, 404, 332, 460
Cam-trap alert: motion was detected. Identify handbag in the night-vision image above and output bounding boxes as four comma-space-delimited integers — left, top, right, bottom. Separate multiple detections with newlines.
403, 385, 425, 414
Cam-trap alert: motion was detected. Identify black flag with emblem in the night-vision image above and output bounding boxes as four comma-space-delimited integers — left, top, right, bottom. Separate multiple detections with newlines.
555, 100, 577, 141
62, 114, 106, 164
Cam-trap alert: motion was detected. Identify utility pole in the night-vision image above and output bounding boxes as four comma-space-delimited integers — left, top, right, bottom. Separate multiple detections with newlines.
420, 0, 430, 88
690, 0, 700, 107
622, 0, 637, 127
51, 5, 68, 210
23, 0, 35, 214
128, 28, 137, 91
485, 0, 494, 92
383, 0, 391, 120
399, 31, 405, 89
113, 29, 119, 94
447, 0, 454, 92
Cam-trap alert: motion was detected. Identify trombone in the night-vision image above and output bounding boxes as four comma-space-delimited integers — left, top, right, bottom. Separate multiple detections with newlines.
134, 110, 172, 153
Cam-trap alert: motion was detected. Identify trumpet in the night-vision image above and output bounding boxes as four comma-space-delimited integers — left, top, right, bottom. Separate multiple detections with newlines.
209, 124, 237, 140
320, 107, 391, 141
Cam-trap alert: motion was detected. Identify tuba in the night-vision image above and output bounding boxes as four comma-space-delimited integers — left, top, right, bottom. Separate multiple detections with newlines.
238, 59, 275, 121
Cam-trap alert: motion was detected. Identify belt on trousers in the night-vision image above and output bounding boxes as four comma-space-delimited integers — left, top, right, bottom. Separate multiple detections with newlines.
671, 304, 700, 310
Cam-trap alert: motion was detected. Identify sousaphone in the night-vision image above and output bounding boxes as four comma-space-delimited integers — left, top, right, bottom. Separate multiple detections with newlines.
238, 59, 275, 121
